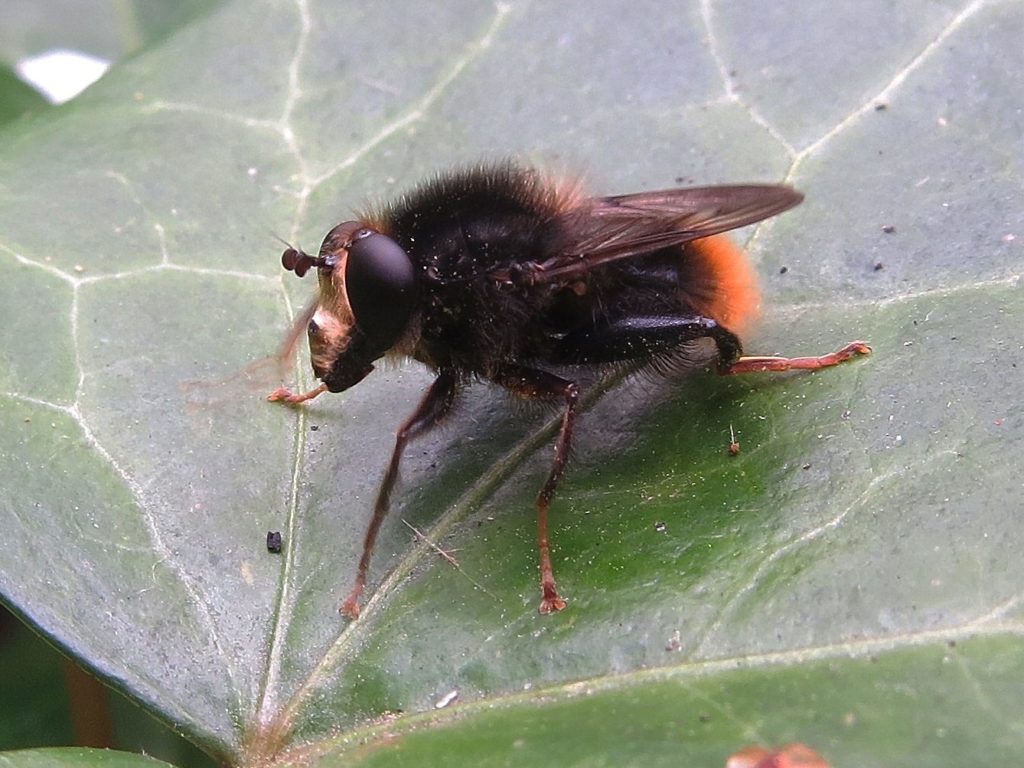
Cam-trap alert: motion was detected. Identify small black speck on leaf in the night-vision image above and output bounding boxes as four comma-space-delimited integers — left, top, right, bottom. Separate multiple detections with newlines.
873, 262, 884, 271
267, 531, 283, 553
882, 224, 896, 234
779, 265, 788, 274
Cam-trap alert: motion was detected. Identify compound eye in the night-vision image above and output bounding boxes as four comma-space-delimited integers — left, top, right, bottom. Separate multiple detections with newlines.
344, 232, 418, 356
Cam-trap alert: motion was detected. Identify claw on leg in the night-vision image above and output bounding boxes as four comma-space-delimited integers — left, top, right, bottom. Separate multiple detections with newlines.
539, 591, 568, 614
340, 584, 364, 619
267, 383, 328, 404
537, 496, 568, 614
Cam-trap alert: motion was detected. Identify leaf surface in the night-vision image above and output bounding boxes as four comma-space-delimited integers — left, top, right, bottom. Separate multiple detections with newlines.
0, 1, 1021, 765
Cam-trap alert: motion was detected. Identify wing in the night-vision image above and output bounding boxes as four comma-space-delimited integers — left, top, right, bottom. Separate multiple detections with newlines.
276, 298, 318, 363
521, 184, 802, 285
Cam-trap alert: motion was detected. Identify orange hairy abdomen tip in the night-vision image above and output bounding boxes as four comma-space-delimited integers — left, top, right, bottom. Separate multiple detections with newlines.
681, 234, 761, 336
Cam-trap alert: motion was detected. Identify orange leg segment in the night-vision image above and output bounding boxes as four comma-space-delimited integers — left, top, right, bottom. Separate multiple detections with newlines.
719, 341, 871, 375
491, 365, 578, 614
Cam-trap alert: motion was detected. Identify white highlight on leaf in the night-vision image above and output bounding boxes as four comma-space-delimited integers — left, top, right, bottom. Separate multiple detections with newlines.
16, 49, 110, 104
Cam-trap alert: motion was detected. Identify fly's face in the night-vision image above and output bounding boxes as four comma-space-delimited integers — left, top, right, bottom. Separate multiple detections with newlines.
281, 221, 418, 392
306, 305, 353, 382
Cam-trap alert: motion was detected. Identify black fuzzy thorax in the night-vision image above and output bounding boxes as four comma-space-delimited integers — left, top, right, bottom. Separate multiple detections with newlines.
373, 164, 697, 376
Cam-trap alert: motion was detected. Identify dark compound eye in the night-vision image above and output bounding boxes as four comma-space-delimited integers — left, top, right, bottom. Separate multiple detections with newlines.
345, 231, 418, 357
307, 319, 319, 336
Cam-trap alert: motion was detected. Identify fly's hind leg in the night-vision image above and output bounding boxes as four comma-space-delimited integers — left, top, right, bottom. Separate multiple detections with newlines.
551, 312, 870, 375
718, 341, 872, 375
490, 365, 579, 614
553, 313, 745, 366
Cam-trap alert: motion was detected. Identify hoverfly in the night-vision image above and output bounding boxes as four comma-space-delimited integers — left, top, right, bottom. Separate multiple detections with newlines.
270, 162, 869, 617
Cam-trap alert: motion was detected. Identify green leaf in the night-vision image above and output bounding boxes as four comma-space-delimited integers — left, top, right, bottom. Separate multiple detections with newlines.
1, 1, 1021, 766
0, 749, 173, 768
307, 636, 1024, 767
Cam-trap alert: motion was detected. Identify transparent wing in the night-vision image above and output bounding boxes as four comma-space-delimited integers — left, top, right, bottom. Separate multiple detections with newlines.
525, 184, 802, 284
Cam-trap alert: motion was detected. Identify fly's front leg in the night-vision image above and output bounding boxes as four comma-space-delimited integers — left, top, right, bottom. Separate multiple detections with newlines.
266, 301, 322, 403
341, 370, 459, 619
267, 383, 328, 404
491, 365, 579, 614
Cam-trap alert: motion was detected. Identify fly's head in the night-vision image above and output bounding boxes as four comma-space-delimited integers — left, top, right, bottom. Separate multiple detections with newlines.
281, 221, 418, 392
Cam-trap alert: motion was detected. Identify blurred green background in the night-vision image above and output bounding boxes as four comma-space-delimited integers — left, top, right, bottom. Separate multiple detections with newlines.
0, 606, 212, 767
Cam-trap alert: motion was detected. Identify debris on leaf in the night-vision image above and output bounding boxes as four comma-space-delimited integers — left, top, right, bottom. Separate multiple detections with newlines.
665, 629, 681, 652
434, 690, 458, 709
728, 424, 740, 456
266, 531, 283, 553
